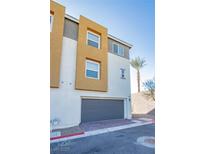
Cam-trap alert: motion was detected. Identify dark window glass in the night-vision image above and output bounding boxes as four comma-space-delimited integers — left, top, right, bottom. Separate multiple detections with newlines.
86, 70, 98, 78
113, 44, 118, 54
88, 40, 99, 48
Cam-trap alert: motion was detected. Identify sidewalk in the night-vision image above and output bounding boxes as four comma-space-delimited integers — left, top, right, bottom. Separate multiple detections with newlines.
50, 126, 84, 140
80, 119, 135, 132
50, 117, 154, 143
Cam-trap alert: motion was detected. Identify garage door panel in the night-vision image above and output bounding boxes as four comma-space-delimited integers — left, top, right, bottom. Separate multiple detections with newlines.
81, 99, 124, 123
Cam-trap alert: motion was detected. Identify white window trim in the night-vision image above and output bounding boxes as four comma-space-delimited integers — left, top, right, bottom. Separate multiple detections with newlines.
87, 31, 101, 49
112, 43, 124, 56
50, 14, 54, 32
85, 60, 100, 80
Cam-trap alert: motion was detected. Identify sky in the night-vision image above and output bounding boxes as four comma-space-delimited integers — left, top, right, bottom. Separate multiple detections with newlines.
55, 0, 155, 93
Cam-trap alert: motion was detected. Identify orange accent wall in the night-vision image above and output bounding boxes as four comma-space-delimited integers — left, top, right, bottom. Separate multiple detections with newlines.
75, 16, 108, 92
50, 1, 65, 88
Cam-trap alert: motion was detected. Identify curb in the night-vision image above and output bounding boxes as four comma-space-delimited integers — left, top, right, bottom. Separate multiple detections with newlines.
50, 132, 84, 140
50, 121, 154, 143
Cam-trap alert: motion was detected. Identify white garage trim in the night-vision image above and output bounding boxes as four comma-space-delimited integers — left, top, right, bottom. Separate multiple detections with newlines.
81, 96, 126, 100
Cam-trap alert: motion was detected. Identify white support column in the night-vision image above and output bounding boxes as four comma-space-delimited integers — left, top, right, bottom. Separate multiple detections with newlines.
127, 97, 132, 119
124, 97, 132, 119
124, 98, 127, 119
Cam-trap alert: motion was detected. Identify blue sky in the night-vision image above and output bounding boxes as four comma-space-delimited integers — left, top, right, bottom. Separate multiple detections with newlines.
55, 0, 155, 93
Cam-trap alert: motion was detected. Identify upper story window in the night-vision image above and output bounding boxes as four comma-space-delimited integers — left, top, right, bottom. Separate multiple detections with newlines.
85, 60, 100, 80
120, 68, 126, 79
87, 31, 100, 49
112, 43, 124, 56
50, 14, 54, 32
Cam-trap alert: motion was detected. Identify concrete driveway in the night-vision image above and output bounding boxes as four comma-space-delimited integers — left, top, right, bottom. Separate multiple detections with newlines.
51, 124, 155, 154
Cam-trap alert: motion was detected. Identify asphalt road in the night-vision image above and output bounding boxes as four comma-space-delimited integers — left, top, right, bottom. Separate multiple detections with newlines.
51, 124, 155, 154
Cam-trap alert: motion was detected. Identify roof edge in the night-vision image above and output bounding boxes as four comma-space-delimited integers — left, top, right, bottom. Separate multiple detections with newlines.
65, 14, 79, 23
108, 34, 133, 48
65, 14, 133, 48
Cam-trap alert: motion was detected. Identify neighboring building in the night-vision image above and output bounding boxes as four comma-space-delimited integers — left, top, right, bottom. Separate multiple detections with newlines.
50, 1, 133, 130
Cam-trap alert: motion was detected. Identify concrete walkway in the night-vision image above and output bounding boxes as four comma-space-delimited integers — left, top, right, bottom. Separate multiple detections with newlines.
80, 119, 135, 131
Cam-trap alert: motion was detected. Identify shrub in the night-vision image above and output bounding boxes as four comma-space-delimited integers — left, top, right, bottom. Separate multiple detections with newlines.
143, 79, 155, 101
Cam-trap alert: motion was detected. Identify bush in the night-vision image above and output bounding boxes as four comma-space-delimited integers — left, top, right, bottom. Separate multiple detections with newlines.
143, 79, 155, 101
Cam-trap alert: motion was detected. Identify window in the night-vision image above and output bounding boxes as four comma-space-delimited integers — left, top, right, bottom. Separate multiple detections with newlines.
118, 46, 124, 56
113, 44, 118, 54
87, 31, 100, 49
120, 68, 126, 79
85, 60, 100, 80
50, 14, 54, 32
112, 43, 124, 56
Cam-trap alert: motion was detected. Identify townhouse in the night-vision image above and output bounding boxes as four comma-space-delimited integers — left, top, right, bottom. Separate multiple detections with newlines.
50, 1, 133, 130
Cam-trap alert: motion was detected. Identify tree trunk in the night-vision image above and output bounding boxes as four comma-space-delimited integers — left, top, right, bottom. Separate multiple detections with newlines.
137, 70, 140, 92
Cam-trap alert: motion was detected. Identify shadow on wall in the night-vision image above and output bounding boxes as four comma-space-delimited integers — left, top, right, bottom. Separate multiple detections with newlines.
131, 92, 155, 115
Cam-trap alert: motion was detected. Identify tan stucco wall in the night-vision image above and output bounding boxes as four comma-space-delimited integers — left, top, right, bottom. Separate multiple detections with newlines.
50, 1, 65, 88
75, 16, 108, 92
64, 18, 131, 60
131, 92, 155, 114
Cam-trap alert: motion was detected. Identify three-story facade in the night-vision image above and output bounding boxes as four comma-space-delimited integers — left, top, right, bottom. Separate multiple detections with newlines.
50, 1, 133, 130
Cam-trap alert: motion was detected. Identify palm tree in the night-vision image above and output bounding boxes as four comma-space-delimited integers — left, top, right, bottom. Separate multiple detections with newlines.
131, 57, 146, 92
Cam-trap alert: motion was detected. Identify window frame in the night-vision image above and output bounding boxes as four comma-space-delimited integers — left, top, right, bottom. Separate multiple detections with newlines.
112, 42, 124, 56
87, 31, 101, 49
85, 60, 100, 80
50, 14, 54, 32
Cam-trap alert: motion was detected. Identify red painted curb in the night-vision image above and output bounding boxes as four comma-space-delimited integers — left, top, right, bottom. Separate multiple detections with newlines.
50, 132, 84, 140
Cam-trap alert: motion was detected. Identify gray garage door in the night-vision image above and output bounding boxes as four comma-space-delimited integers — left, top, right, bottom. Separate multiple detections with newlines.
81, 99, 124, 123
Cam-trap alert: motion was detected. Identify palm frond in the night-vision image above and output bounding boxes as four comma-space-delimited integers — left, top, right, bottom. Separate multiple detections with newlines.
130, 56, 146, 71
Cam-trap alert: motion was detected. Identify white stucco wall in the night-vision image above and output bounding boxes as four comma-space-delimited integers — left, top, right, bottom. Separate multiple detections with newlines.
50, 37, 131, 129
131, 92, 155, 114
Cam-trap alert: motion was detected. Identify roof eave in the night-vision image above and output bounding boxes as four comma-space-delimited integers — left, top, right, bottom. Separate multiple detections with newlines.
64, 14, 133, 48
